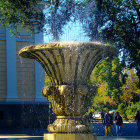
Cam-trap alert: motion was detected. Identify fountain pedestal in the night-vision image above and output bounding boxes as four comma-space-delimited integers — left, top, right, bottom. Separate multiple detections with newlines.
19, 42, 117, 140
41, 85, 95, 133
44, 133, 96, 140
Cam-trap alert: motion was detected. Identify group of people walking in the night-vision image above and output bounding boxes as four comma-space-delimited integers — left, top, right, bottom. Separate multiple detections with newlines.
102, 111, 123, 136
100, 110, 140, 136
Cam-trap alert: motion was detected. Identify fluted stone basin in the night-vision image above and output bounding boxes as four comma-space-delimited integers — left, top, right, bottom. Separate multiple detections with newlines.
19, 42, 117, 134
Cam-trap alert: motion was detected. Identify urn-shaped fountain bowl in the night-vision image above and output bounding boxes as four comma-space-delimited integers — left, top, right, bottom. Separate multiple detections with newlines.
19, 42, 117, 133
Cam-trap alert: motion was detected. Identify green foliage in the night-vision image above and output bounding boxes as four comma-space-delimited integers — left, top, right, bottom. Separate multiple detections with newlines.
99, 0, 140, 82
116, 70, 140, 121
90, 57, 123, 106
116, 103, 127, 120
121, 69, 140, 105
90, 58, 140, 120
117, 101, 140, 121
93, 100, 114, 112
0, 0, 45, 34
90, 57, 123, 113
135, 101, 140, 110
126, 103, 137, 120
0, 0, 74, 38
77, 0, 140, 83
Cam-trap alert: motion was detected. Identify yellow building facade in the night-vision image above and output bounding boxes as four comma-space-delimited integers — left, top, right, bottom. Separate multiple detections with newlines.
0, 25, 45, 102
0, 25, 52, 129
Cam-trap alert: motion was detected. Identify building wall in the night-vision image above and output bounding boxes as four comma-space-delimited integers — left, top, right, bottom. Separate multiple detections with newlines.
0, 40, 6, 101
0, 25, 50, 130
16, 41, 35, 101
0, 24, 45, 102
0, 104, 55, 130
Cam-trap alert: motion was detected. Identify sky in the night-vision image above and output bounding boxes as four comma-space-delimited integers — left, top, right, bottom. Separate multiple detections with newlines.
44, 20, 90, 43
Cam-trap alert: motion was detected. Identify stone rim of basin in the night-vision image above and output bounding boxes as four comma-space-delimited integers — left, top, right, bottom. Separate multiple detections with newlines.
19, 41, 117, 58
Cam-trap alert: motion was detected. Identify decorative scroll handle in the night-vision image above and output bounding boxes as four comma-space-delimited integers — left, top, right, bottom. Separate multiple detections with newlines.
41, 85, 96, 133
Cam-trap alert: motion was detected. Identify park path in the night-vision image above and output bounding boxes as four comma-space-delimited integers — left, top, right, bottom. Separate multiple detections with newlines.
97, 136, 140, 140
0, 122, 140, 140
92, 122, 140, 136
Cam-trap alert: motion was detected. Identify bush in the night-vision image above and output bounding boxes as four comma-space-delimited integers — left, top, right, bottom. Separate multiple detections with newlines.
117, 102, 140, 121
135, 101, 140, 110
117, 103, 127, 120
126, 103, 137, 120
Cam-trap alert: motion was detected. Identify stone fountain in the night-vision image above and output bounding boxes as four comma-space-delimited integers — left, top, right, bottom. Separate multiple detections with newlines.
19, 42, 117, 140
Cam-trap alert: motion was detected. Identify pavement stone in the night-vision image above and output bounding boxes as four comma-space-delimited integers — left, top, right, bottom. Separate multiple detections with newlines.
0, 122, 140, 140
92, 122, 140, 136
97, 136, 140, 140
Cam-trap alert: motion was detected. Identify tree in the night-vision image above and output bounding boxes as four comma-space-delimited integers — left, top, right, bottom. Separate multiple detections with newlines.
121, 69, 140, 105
90, 57, 123, 111
117, 103, 127, 120
0, 0, 46, 33
75, 0, 140, 84
92, 81, 117, 112
126, 103, 138, 120
45, 0, 74, 40
116, 69, 140, 120
0, 0, 75, 40
74, 0, 105, 41
98, 0, 140, 84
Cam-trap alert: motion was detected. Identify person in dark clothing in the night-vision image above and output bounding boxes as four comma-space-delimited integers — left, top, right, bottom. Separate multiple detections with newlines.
89, 111, 93, 123
135, 110, 140, 130
115, 112, 123, 136
103, 111, 113, 136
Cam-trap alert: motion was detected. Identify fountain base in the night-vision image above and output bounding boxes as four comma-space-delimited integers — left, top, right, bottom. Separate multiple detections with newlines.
47, 116, 92, 133
44, 133, 97, 140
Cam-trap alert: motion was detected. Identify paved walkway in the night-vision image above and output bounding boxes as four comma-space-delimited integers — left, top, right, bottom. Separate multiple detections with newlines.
97, 136, 140, 140
0, 135, 140, 140
0, 122, 140, 140
92, 122, 140, 136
